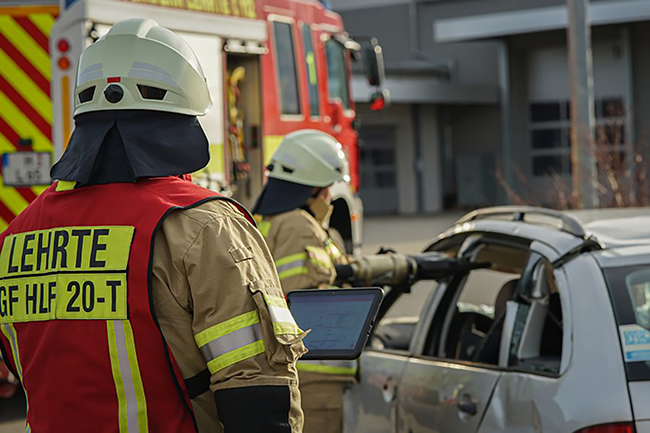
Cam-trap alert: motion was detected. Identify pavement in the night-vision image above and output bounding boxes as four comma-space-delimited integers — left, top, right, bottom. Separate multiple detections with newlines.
0, 212, 462, 431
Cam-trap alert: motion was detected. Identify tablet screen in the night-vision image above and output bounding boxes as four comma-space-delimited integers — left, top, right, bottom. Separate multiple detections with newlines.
288, 288, 383, 358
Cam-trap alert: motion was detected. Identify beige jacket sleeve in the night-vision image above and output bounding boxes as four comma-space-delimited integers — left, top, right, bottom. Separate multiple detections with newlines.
153, 199, 306, 431
267, 210, 338, 294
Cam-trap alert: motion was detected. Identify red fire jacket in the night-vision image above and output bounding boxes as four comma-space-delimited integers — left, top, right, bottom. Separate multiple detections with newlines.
0, 177, 251, 432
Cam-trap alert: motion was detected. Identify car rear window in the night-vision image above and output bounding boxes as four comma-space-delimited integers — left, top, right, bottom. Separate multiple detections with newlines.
605, 265, 650, 381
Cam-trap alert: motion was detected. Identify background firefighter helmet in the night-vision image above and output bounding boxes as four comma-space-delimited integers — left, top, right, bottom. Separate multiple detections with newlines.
74, 18, 212, 117
268, 130, 349, 187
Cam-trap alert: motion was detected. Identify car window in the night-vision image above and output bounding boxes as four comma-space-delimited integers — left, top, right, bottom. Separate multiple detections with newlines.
369, 281, 438, 352
508, 257, 564, 375
424, 241, 530, 366
444, 268, 521, 363
605, 265, 650, 381
325, 38, 350, 109
273, 21, 301, 115
301, 24, 320, 117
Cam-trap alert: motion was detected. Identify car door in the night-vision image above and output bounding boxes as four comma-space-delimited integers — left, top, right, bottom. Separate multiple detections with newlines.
344, 280, 441, 433
397, 235, 532, 433
344, 350, 410, 433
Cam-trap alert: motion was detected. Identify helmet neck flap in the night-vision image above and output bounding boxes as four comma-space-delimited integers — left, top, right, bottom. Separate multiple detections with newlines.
50, 110, 209, 185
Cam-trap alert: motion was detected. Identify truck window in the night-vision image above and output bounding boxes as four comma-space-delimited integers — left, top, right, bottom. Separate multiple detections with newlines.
301, 24, 320, 117
272, 21, 301, 116
325, 39, 350, 109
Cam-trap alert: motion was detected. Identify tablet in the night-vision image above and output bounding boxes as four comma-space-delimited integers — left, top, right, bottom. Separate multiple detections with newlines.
287, 288, 384, 360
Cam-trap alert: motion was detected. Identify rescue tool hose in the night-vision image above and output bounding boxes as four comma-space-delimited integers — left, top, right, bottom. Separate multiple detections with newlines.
335, 252, 491, 286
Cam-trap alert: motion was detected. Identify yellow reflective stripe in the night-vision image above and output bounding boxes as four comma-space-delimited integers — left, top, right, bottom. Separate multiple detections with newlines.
273, 322, 301, 335
195, 311, 259, 348
306, 246, 334, 269
263, 294, 302, 335
0, 16, 51, 79
0, 48, 52, 123
107, 320, 148, 432
258, 221, 271, 238
206, 340, 265, 374
263, 294, 288, 309
296, 362, 357, 376
107, 321, 129, 433
55, 181, 76, 191
276, 252, 308, 280
276, 252, 307, 267
28, 13, 55, 37
325, 239, 343, 259
1, 324, 30, 432
279, 266, 308, 280
123, 321, 148, 433
306, 246, 330, 263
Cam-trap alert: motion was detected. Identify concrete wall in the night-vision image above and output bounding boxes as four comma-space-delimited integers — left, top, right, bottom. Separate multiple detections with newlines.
337, 2, 501, 87
419, 105, 443, 212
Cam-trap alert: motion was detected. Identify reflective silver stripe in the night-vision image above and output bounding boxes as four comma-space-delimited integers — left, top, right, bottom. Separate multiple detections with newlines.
113, 320, 140, 433
267, 304, 296, 325
276, 260, 307, 274
200, 323, 263, 362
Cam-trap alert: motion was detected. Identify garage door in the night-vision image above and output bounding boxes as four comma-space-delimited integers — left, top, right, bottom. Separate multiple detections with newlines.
358, 125, 398, 215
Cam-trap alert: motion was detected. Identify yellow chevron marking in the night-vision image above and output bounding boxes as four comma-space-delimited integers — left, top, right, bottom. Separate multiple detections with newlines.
0, 16, 51, 80
0, 49, 52, 123
0, 91, 52, 152
28, 14, 55, 37
0, 133, 16, 153
0, 174, 30, 216
0, 218, 8, 232
31, 185, 48, 196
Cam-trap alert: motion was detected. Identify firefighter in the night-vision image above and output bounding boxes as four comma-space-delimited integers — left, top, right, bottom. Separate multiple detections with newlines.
252, 130, 374, 433
0, 19, 305, 433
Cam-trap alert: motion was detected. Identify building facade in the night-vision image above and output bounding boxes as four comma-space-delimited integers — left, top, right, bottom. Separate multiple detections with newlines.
336, 0, 650, 213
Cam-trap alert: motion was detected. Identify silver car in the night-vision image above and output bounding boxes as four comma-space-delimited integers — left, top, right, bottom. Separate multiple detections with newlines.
346, 206, 650, 433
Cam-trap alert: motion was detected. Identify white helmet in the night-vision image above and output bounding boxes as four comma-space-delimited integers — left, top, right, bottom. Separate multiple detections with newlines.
74, 18, 211, 117
268, 130, 349, 187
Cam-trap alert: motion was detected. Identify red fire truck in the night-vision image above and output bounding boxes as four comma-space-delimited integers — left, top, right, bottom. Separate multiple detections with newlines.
0, 0, 387, 256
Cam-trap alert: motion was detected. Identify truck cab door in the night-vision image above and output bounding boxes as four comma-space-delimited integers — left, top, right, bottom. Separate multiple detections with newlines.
320, 33, 357, 182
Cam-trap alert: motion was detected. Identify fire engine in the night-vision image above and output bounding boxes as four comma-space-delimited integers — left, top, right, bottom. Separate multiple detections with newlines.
0, 0, 387, 254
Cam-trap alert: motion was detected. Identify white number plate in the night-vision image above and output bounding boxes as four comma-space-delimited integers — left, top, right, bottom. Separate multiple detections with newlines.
2, 152, 52, 187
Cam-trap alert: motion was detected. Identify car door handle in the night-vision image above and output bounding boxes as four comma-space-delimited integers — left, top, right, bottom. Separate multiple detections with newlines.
456, 394, 477, 415
382, 377, 397, 403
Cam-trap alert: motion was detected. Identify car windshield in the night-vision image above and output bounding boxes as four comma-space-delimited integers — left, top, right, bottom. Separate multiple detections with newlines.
605, 265, 650, 381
